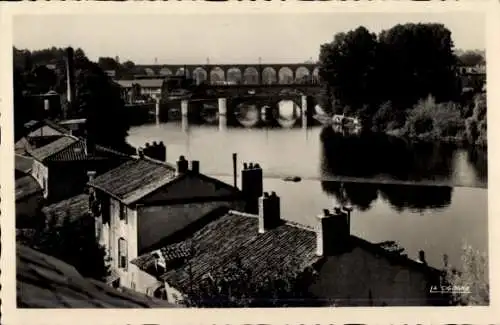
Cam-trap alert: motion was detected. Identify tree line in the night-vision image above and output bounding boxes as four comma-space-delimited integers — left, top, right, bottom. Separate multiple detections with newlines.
317, 23, 486, 146
13, 47, 135, 154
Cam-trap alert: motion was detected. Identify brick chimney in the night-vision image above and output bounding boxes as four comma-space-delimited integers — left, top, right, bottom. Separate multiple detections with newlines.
241, 162, 263, 214
190, 160, 200, 174
176, 155, 189, 174
143, 141, 167, 162
315, 207, 351, 256
258, 191, 281, 233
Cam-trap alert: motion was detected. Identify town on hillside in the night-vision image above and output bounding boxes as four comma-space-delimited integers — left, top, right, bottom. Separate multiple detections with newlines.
13, 13, 488, 309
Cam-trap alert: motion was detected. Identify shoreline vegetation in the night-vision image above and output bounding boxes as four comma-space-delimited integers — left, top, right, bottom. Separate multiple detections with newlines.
316, 23, 486, 149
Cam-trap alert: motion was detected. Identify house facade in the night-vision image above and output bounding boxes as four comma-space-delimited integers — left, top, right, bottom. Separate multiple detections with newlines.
87, 154, 245, 295
26, 134, 130, 202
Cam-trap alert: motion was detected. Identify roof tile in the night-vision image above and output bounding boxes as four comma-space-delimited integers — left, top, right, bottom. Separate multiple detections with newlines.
17, 245, 176, 308
29, 136, 78, 162
16, 175, 43, 201
133, 211, 321, 294
88, 158, 177, 205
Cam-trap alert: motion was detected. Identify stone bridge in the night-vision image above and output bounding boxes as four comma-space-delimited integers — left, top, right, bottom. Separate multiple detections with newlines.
134, 63, 320, 85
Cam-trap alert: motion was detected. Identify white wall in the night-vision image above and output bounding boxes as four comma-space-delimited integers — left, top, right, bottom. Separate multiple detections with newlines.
31, 160, 48, 198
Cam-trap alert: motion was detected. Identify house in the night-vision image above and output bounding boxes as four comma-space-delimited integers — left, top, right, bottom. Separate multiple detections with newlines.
26, 134, 131, 202
116, 79, 163, 102
87, 152, 246, 295
15, 174, 44, 228
17, 245, 177, 308
132, 190, 444, 307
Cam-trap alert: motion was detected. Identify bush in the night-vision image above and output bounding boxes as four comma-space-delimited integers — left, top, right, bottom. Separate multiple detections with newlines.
402, 95, 465, 141
443, 244, 489, 306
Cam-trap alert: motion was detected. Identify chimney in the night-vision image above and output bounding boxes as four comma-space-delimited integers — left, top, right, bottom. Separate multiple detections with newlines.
137, 148, 144, 158
143, 141, 167, 162
176, 155, 189, 174
258, 191, 281, 233
191, 160, 200, 174
241, 162, 263, 214
315, 207, 350, 256
65, 47, 76, 119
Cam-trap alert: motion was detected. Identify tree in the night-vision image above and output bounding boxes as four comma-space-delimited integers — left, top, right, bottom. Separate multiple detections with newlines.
442, 244, 489, 306
318, 27, 380, 114
378, 23, 460, 107
73, 53, 134, 154
17, 209, 110, 282
97, 57, 120, 72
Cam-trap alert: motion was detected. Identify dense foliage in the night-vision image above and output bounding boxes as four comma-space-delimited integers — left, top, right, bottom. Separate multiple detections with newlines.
178, 255, 318, 307
17, 210, 110, 282
317, 23, 486, 146
13, 47, 135, 153
442, 244, 489, 306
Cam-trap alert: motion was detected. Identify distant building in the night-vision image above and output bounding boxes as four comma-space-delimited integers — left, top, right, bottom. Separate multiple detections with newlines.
25, 134, 131, 202
116, 79, 163, 102
17, 245, 177, 308
87, 152, 244, 295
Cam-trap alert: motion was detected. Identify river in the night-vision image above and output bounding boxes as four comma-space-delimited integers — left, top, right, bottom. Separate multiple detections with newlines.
127, 121, 488, 271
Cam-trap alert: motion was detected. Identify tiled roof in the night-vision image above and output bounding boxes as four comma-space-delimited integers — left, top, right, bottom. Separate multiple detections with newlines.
133, 211, 322, 294
15, 154, 34, 174
41, 193, 90, 227
116, 79, 164, 89
16, 175, 43, 201
29, 136, 78, 162
88, 158, 177, 205
43, 139, 130, 162
17, 245, 176, 308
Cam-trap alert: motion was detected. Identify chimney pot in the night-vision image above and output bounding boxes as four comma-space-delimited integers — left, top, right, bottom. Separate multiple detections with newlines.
316, 208, 350, 256
177, 156, 189, 174
258, 191, 281, 233
145, 142, 151, 148
243, 162, 248, 170
153, 141, 158, 146
254, 163, 261, 169
249, 163, 254, 169
191, 160, 200, 174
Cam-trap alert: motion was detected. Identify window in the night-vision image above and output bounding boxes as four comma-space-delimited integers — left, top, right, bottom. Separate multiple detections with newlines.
119, 204, 128, 224
118, 237, 128, 270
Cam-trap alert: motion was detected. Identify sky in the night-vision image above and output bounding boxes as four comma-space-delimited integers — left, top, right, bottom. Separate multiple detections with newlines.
13, 12, 485, 65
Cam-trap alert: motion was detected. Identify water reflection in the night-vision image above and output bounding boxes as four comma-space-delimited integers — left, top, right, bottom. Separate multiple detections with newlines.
321, 181, 453, 212
320, 127, 487, 187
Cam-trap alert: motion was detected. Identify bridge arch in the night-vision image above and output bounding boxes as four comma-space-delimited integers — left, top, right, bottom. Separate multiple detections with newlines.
243, 67, 259, 85
175, 68, 190, 77
312, 67, 320, 83
295, 66, 311, 84
210, 67, 225, 84
192, 67, 208, 85
262, 67, 277, 84
278, 67, 294, 84
144, 68, 155, 76
159, 67, 173, 76
226, 67, 243, 85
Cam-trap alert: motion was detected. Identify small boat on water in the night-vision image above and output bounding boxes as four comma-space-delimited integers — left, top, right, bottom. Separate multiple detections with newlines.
283, 176, 302, 182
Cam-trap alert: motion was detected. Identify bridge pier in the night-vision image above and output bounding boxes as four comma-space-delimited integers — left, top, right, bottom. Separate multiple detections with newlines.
155, 98, 160, 117
181, 100, 189, 118
218, 98, 227, 116
301, 95, 308, 129
218, 98, 227, 127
